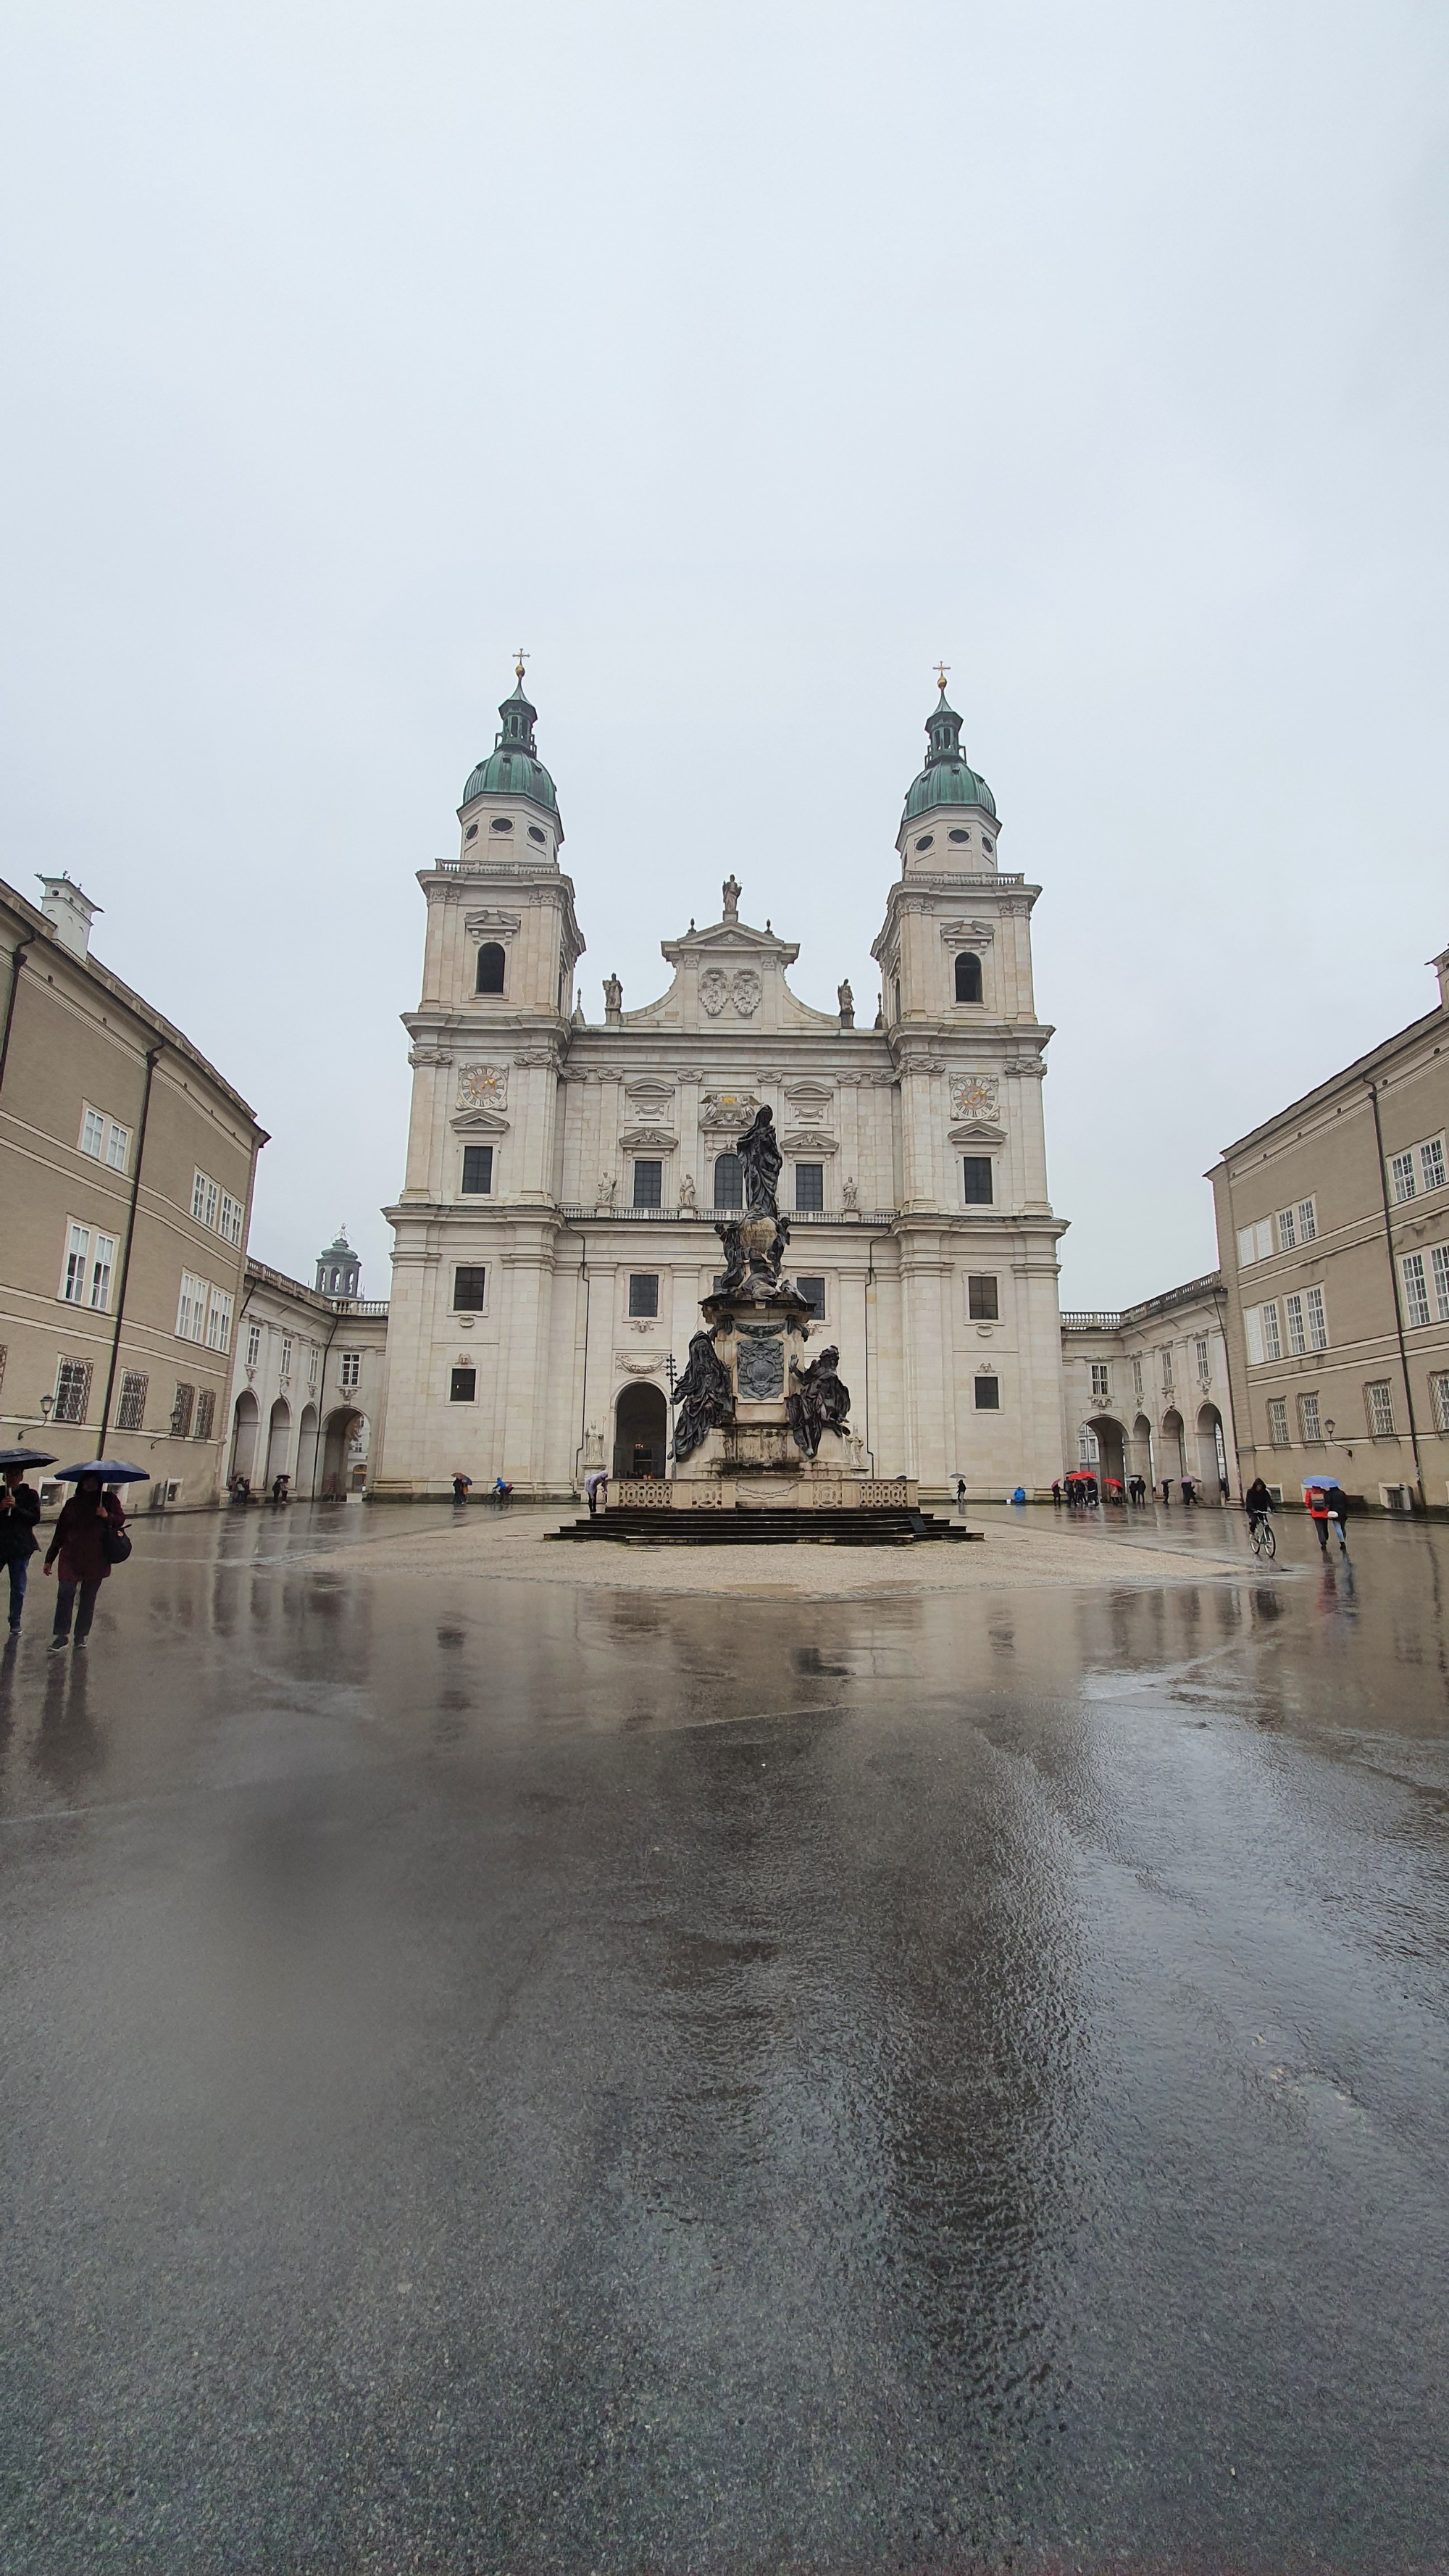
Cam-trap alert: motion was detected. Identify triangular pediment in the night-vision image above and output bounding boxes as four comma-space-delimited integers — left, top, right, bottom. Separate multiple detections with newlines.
661, 918, 801, 967
451, 1107, 511, 1135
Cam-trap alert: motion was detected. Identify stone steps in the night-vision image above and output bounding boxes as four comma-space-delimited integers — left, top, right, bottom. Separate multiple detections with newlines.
549, 1506, 980, 1548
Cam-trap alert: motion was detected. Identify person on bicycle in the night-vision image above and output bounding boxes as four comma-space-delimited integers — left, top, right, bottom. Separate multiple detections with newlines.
1244, 1475, 1272, 1539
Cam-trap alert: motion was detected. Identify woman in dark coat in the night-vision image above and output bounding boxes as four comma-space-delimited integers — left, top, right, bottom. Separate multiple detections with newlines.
43, 1473, 125, 1646
0, 1465, 42, 1635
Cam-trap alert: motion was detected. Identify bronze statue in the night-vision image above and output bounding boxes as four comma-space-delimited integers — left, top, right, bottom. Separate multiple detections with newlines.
736, 1105, 782, 1217
670, 1329, 735, 1462
787, 1345, 851, 1458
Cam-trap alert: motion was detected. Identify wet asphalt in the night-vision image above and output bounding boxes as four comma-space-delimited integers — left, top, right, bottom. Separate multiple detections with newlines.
1, 1501, 1447, 2574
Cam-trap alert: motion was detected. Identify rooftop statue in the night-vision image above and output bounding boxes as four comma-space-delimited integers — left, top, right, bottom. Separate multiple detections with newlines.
736, 1104, 782, 1218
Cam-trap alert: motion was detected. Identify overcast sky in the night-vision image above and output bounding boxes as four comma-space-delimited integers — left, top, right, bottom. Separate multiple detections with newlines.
3, 2, 1445, 1307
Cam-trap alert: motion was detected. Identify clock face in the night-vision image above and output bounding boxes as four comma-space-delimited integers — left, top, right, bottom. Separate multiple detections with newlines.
952, 1074, 998, 1122
458, 1063, 507, 1109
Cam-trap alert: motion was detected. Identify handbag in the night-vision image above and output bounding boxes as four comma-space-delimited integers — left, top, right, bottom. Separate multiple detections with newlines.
102, 1524, 132, 1564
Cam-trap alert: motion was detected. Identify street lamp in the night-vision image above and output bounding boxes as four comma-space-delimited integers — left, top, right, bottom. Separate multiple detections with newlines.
38, 1393, 53, 1422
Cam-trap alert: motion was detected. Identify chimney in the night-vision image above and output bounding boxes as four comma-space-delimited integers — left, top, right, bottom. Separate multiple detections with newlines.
37, 875, 101, 959
1433, 945, 1449, 1012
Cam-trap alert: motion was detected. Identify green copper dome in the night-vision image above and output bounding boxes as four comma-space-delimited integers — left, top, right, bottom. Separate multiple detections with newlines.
903, 688, 996, 821
461, 672, 559, 814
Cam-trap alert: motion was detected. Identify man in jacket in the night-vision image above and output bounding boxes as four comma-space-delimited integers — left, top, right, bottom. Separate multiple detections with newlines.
0, 1465, 43, 1634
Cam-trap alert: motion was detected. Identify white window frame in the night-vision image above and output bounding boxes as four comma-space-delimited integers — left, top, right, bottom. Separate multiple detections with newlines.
1298, 1391, 1322, 1443
191, 1170, 220, 1229
339, 1350, 362, 1390
1401, 1252, 1431, 1329
176, 1271, 208, 1342
1420, 1135, 1446, 1195
60, 1221, 91, 1304
246, 1322, 262, 1370
279, 1334, 293, 1379
1090, 1362, 1110, 1402
1431, 1371, 1449, 1435
1195, 1334, 1211, 1383
1131, 1355, 1143, 1399
1390, 1150, 1416, 1204
218, 1191, 243, 1246
1365, 1380, 1395, 1437
89, 1232, 116, 1312
106, 1120, 130, 1172
1303, 1285, 1328, 1350
1276, 1206, 1297, 1251
1266, 1396, 1290, 1446
1432, 1243, 1449, 1322
80, 1105, 106, 1159
1237, 1218, 1274, 1267
205, 1287, 233, 1354
1285, 1291, 1306, 1356
1297, 1197, 1317, 1242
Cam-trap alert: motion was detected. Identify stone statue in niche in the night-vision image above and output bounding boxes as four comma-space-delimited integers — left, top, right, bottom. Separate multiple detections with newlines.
787, 1346, 852, 1458
843, 1174, 860, 1209
722, 875, 741, 922
595, 1172, 617, 1209
737, 1332, 785, 1402
670, 1330, 735, 1462
736, 1105, 782, 1216
679, 1170, 697, 1208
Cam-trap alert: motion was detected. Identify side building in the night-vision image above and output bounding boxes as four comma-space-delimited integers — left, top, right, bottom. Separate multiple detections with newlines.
1210, 946, 1449, 1513
0, 872, 267, 1511
375, 668, 1069, 1502
227, 1235, 389, 1498
1061, 1273, 1237, 1497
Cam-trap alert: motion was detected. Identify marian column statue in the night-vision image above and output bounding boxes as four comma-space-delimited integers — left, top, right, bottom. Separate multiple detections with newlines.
735, 1105, 782, 1216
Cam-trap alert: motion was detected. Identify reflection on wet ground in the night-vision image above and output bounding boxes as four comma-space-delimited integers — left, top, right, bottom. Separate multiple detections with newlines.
1, 1502, 1447, 2572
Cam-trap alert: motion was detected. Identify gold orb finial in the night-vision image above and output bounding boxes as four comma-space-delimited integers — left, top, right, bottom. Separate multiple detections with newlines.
512, 645, 530, 683
935, 660, 950, 695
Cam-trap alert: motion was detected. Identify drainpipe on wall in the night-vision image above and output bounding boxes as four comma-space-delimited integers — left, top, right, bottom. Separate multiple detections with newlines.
1366, 1077, 1426, 1507
97, 1045, 162, 1454
0, 934, 34, 1099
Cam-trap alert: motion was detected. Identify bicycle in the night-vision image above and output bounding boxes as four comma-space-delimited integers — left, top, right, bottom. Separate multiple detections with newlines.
1248, 1512, 1276, 1559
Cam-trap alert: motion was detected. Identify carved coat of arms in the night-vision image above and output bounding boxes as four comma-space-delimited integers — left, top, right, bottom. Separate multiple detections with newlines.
698, 967, 762, 1019
457, 1063, 508, 1111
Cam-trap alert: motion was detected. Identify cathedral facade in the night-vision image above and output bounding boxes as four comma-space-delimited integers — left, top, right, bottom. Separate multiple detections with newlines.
373, 670, 1067, 1502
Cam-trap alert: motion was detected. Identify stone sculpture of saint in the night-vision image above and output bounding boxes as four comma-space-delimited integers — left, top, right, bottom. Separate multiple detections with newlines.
842, 1174, 859, 1209
736, 1105, 782, 1217
603, 972, 623, 1015
838, 977, 854, 1020
670, 1329, 735, 1462
722, 875, 741, 922
679, 1170, 697, 1208
596, 1172, 617, 1209
786, 1345, 851, 1459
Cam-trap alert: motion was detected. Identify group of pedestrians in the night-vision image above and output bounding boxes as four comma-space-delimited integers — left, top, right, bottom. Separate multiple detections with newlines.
1, 1459, 130, 1648
450, 1472, 515, 1507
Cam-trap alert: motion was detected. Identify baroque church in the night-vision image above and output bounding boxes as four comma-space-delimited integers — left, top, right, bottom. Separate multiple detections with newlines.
372, 667, 1067, 1502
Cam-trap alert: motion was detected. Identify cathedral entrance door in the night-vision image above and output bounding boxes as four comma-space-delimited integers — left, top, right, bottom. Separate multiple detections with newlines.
614, 1383, 667, 1481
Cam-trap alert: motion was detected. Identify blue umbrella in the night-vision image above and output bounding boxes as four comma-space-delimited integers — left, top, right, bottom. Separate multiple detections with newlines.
54, 1459, 149, 1483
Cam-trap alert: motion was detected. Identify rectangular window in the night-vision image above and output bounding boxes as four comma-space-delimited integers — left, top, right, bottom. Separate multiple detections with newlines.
1090, 1362, 1110, 1401
1276, 1206, 1296, 1250
170, 1382, 196, 1439
279, 1334, 293, 1377
453, 1267, 488, 1311
205, 1288, 233, 1353
117, 1370, 148, 1432
1421, 1136, 1446, 1194
962, 1156, 993, 1204
176, 1271, 207, 1341
1365, 1380, 1395, 1437
1195, 1335, 1210, 1382
1298, 1391, 1322, 1443
1432, 1245, 1449, 1321
246, 1322, 262, 1369
1262, 1301, 1282, 1360
1236, 1218, 1274, 1266
340, 1351, 362, 1388
218, 1191, 242, 1245
308, 1346, 319, 1387
632, 1159, 663, 1208
1132, 1355, 1143, 1399
1161, 1343, 1174, 1387
627, 1274, 659, 1319
88, 1233, 115, 1311
974, 1375, 1001, 1409
1402, 1253, 1431, 1328
53, 1358, 92, 1425
61, 1222, 91, 1303
967, 1274, 999, 1320
1266, 1397, 1290, 1446
191, 1170, 217, 1225
1285, 1292, 1307, 1355
107, 1121, 130, 1172
449, 1367, 477, 1403
462, 1146, 494, 1195
80, 1106, 106, 1157
1432, 1372, 1449, 1435
795, 1163, 824, 1212
796, 1275, 826, 1320
1390, 1150, 1416, 1204
1304, 1285, 1327, 1349
193, 1388, 216, 1441
1298, 1197, 1316, 1243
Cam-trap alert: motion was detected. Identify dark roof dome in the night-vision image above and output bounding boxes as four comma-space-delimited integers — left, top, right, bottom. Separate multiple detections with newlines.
461, 665, 559, 815
903, 683, 996, 822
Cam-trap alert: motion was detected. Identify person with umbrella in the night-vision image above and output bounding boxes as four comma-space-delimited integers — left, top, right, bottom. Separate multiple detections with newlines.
43, 1458, 143, 1648
0, 1446, 52, 1636
1303, 1474, 1348, 1556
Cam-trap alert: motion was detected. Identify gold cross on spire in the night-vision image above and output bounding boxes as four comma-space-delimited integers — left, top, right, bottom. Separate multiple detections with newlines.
512, 646, 530, 681
935, 660, 950, 695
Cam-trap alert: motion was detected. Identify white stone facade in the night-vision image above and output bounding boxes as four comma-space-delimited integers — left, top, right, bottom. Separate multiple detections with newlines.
1061, 1275, 1237, 1498
227, 1259, 389, 1499
375, 680, 1069, 1504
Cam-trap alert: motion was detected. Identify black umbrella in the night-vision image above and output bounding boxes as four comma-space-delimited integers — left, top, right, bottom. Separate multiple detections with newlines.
54, 1459, 149, 1483
0, 1447, 57, 1470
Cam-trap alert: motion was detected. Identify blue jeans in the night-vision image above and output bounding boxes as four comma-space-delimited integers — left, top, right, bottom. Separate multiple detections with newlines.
7, 1556, 27, 1629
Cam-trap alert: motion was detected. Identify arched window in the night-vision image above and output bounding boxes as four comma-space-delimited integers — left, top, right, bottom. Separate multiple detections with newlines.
475, 943, 506, 995
713, 1151, 743, 1209
954, 951, 982, 1004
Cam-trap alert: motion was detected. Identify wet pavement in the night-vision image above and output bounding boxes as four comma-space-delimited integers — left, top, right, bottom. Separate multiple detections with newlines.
1, 1501, 1448, 2573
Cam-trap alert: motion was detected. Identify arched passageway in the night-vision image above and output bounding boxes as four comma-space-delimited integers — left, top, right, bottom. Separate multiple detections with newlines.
230, 1391, 260, 1483
1129, 1413, 1154, 1485
321, 1406, 365, 1497
1084, 1414, 1127, 1491
614, 1382, 667, 1480
296, 1404, 320, 1495
264, 1399, 291, 1485
1198, 1403, 1228, 1496
1160, 1409, 1186, 1481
